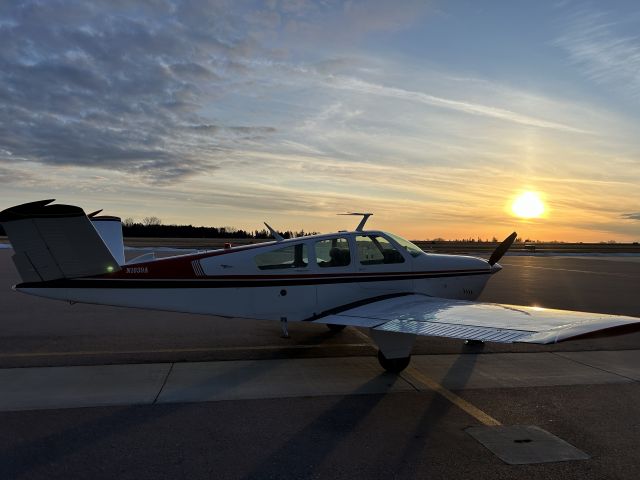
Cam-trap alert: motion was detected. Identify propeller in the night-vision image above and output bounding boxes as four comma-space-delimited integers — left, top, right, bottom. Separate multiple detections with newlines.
488, 231, 517, 266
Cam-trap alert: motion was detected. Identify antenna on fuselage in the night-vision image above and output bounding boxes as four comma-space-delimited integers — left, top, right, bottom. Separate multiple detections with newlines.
264, 222, 284, 241
338, 212, 373, 231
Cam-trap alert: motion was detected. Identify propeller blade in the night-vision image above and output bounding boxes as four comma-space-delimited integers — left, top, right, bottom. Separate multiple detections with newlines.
488, 231, 517, 266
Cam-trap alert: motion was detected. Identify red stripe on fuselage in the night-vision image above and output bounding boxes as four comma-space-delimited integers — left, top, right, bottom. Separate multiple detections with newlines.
107, 243, 275, 279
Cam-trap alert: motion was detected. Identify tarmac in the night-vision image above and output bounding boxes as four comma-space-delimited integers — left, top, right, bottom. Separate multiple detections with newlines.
0, 249, 639, 479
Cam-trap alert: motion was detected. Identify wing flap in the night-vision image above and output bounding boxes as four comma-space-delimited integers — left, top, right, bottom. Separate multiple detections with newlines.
314, 294, 640, 344
376, 319, 533, 343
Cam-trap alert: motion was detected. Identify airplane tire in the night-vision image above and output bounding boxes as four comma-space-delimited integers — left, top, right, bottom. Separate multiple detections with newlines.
327, 323, 346, 332
377, 350, 411, 373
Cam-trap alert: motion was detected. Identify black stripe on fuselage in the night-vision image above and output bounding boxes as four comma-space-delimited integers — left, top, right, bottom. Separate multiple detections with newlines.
16, 269, 494, 289
305, 292, 415, 321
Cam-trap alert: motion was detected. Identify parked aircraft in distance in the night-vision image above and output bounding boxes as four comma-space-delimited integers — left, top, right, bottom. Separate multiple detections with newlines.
2, 200, 639, 372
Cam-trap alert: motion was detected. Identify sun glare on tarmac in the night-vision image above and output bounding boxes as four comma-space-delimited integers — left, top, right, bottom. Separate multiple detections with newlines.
512, 192, 545, 219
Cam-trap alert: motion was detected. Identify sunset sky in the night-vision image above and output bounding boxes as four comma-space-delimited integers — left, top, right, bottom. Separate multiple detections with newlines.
1, 1, 639, 241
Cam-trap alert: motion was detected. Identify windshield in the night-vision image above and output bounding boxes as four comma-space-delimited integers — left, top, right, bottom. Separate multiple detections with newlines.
385, 232, 424, 258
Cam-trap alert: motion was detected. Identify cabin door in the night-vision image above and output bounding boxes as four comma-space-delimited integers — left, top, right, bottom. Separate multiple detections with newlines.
313, 236, 356, 315
354, 234, 413, 296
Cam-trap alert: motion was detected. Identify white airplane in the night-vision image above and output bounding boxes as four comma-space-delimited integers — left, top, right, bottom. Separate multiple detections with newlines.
2, 199, 639, 372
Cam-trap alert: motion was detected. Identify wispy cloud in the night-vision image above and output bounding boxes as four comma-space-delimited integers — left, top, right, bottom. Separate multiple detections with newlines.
326, 76, 590, 133
621, 213, 640, 221
555, 8, 640, 97
0, 165, 36, 184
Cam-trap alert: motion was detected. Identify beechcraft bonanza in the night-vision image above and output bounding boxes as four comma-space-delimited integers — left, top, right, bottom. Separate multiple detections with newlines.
2, 200, 640, 372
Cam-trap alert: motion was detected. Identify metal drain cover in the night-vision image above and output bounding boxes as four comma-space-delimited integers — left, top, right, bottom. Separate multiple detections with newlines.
466, 425, 590, 465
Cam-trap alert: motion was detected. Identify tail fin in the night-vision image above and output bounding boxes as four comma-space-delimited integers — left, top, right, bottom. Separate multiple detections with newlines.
0, 200, 121, 282
90, 215, 125, 266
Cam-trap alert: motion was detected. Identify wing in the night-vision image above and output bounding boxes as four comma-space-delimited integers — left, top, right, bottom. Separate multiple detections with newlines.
313, 294, 640, 344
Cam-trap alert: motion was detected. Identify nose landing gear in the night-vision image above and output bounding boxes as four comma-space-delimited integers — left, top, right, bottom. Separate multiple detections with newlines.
280, 317, 290, 339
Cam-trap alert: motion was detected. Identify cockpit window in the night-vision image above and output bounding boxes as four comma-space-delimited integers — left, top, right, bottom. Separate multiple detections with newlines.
255, 244, 308, 270
315, 237, 351, 268
385, 232, 424, 258
356, 235, 405, 265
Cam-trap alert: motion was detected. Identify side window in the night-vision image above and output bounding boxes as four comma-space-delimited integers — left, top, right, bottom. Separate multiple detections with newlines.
254, 244, 308, 270
315, 237, 351, 268
356, 235, 405, 265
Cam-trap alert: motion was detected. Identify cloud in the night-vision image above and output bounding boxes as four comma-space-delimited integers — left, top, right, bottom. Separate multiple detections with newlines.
325, 76, 590, 134
555, 8, 640, 98
0, 0, 589, 189
621, 213, 640, 221
0, 0, 278, 182
0, 165, 36, 184
275, 0, 431, 42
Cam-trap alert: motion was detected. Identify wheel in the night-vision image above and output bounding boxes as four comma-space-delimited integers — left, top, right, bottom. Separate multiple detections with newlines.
377, 350, 411, 373
327, 323, 346, 332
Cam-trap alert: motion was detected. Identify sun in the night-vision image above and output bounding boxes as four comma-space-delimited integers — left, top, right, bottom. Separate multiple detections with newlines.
511, 192, 545, 218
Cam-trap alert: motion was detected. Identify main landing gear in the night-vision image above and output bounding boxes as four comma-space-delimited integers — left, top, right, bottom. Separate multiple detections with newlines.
377, 350, 411, 373
369, 329, 416, 373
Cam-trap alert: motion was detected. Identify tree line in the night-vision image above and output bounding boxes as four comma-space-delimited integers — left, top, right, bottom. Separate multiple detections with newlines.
0, 217, 314, 239
0, 222, 631, 244
119, 218, 316, 239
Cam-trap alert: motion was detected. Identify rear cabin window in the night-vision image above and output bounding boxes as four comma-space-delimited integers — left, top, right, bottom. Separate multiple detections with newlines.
356, 235, 405, 265
315, 237, 351, 268
254, 244, 308, 270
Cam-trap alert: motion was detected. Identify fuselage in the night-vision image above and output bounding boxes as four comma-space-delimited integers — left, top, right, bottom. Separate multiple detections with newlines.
15, 230, 500, 321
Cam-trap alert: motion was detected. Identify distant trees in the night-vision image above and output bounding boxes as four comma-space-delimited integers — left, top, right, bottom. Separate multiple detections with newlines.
0, 215, 323, 240
115, 220, 316, 239
142, 216, 162, 226
419, 236, 554, 243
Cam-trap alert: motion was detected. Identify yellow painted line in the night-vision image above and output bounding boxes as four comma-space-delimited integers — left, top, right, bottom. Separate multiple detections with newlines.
403, 366, 502, 427
0, 343, 373, 358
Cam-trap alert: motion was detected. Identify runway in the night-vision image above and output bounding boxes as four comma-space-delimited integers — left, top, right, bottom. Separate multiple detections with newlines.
0, 249, 639, 479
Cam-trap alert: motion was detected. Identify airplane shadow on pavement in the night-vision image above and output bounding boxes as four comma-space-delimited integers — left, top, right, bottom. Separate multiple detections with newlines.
243, 373, 398, 479
394, 343, 486, 476
0, 357, 280, 479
